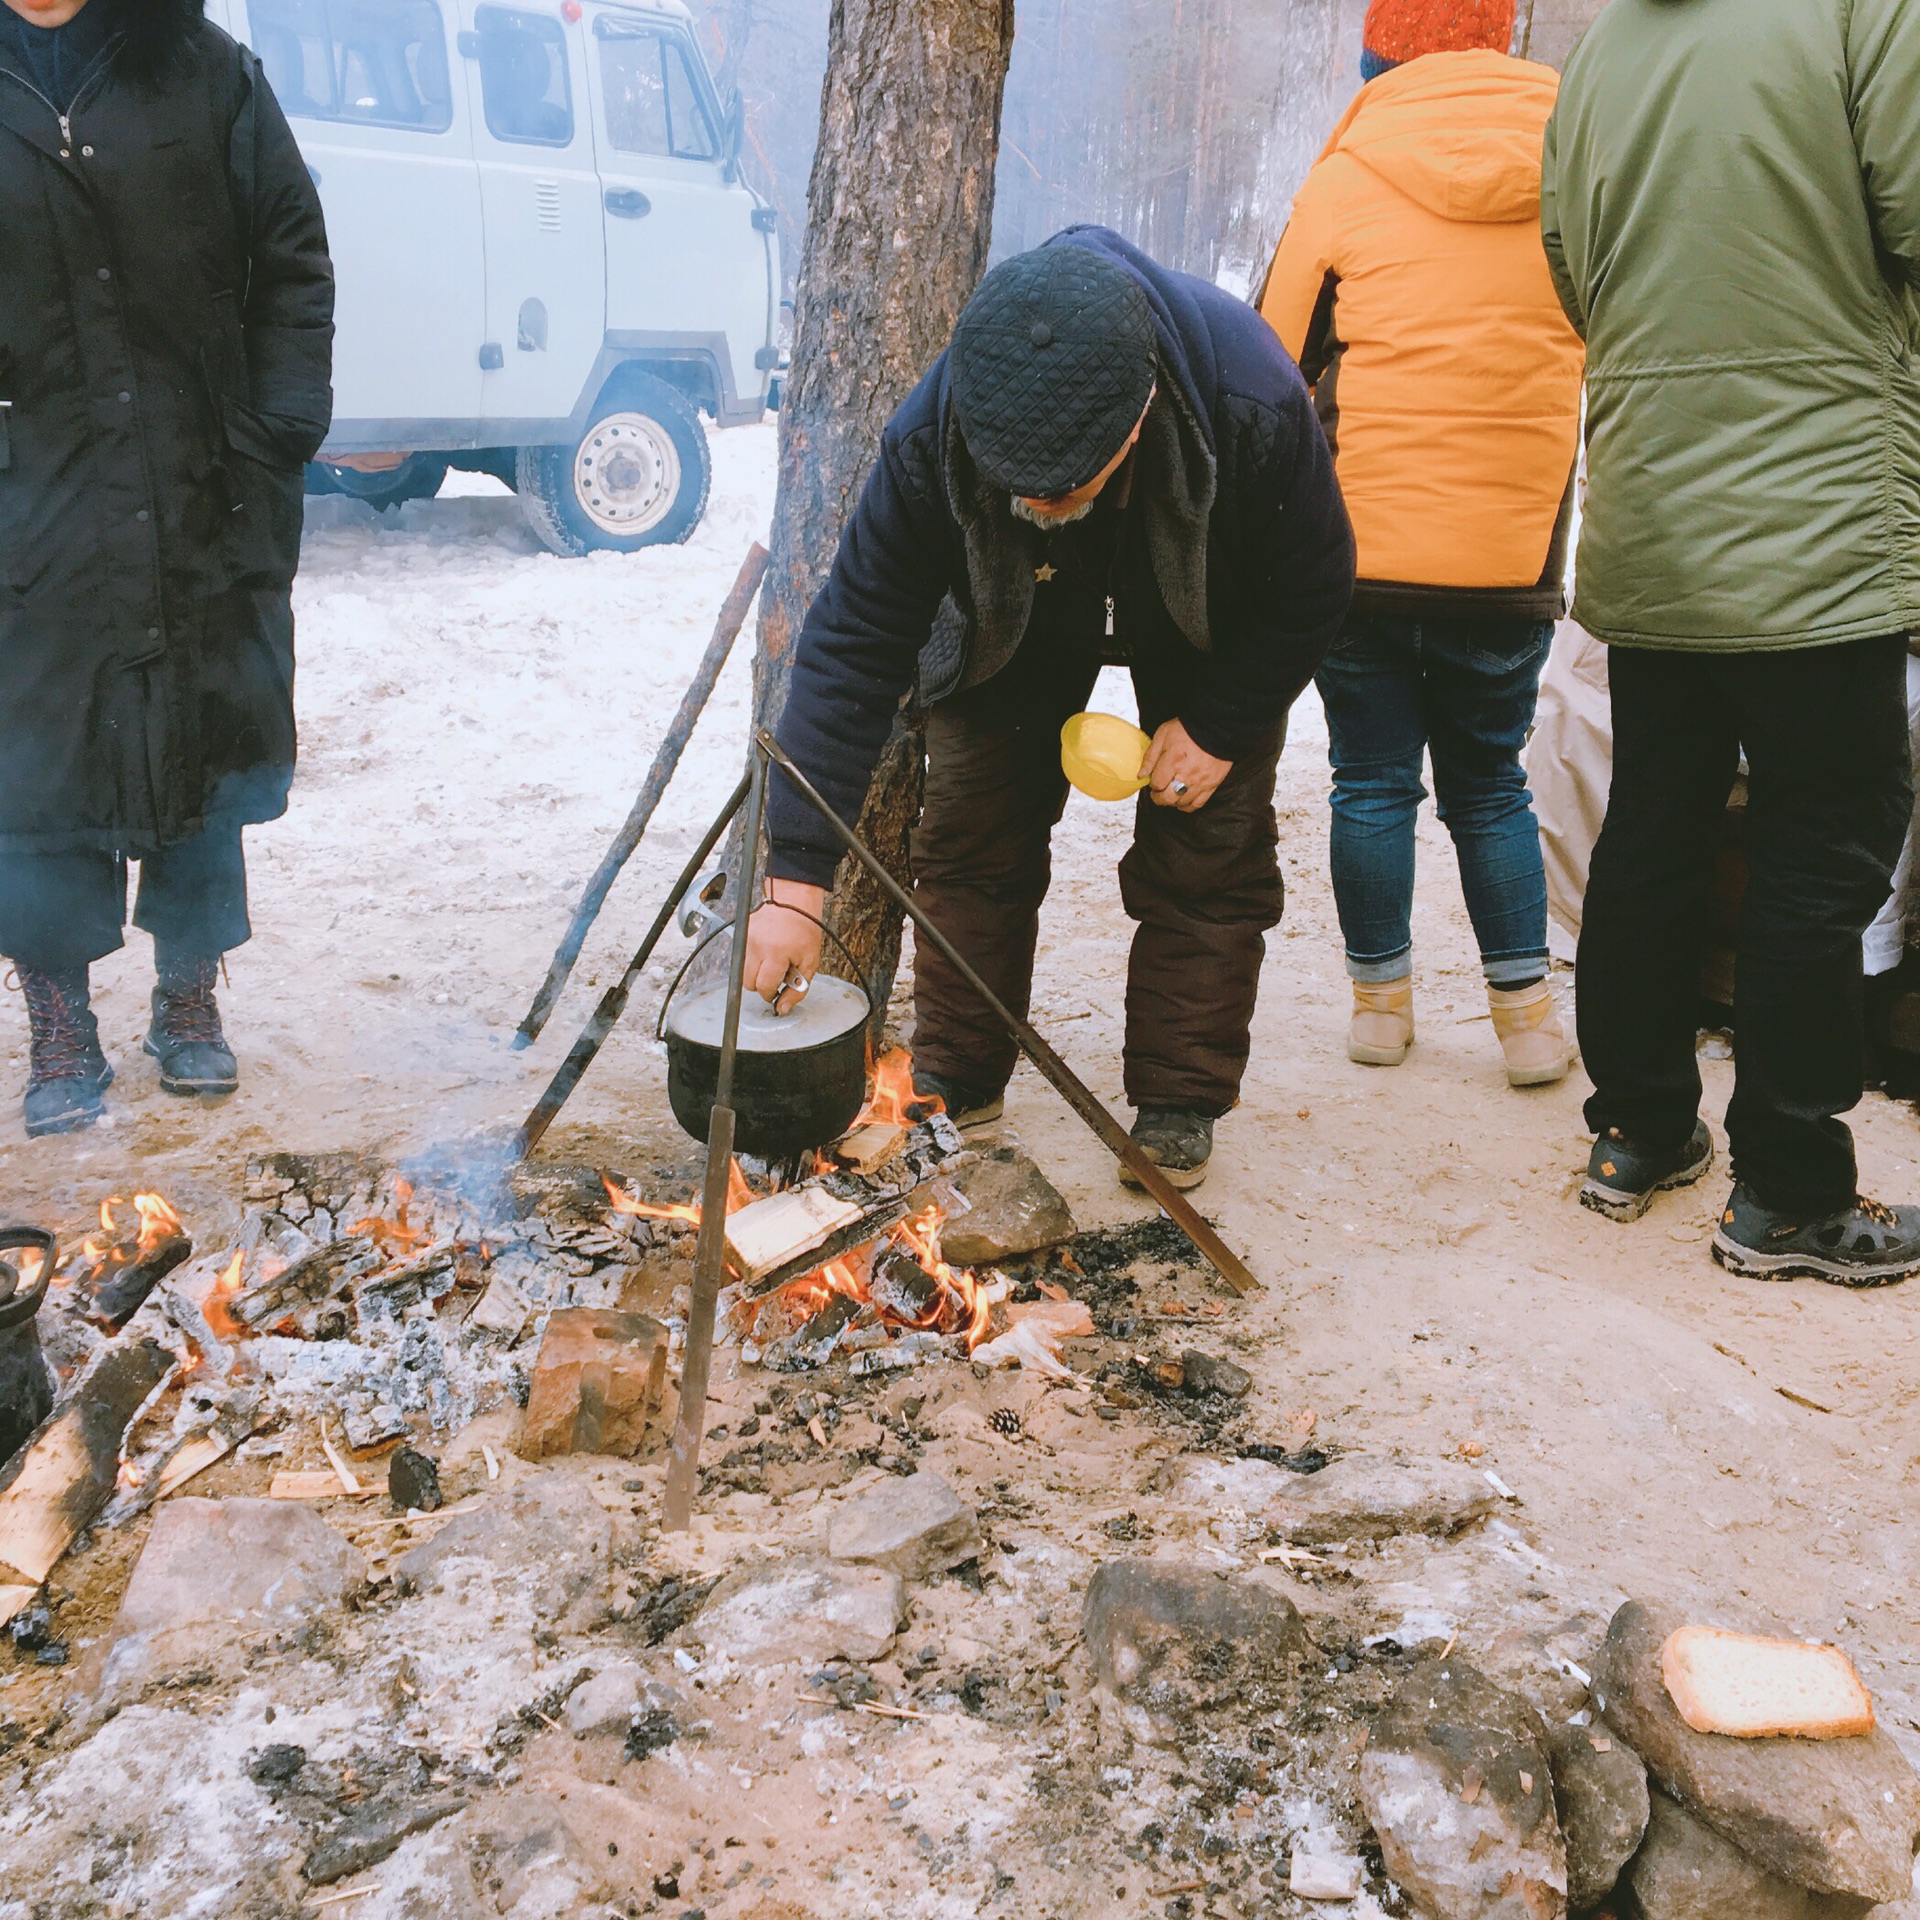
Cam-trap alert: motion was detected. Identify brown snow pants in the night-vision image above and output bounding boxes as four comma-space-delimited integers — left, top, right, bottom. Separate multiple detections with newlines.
910, 643, 1285, 1116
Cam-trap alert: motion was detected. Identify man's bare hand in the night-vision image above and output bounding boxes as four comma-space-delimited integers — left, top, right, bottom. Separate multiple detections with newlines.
1140, 719, 1232, 811
742, 879, 827, 1013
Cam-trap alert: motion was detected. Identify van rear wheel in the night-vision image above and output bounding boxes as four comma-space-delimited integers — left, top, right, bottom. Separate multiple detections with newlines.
517, 375, 711, 556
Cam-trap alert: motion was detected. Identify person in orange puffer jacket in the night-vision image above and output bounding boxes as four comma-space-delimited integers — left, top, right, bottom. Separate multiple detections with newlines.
1258, 0, 1585, 1089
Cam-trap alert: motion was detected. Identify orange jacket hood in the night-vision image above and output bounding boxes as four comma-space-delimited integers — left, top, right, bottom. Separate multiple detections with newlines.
1323, 50, 1559, 224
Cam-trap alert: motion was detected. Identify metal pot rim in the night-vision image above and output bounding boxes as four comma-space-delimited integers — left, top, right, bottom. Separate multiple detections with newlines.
664, 973, 869, 1054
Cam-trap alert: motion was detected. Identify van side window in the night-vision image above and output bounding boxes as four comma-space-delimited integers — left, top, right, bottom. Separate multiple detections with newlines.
599, 29, 717, 162
475, 7, 574, 146
247, 0, 454, 132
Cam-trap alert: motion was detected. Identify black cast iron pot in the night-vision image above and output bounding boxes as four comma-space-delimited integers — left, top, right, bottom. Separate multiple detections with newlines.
661, 969, 870, 1157
0, 1227, 56, 1471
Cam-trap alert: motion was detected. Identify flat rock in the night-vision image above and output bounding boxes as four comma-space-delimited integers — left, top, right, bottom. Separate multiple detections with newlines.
1595, 1600, 1920, 1902
1161, 1454, 1296, 1515
1628, 1790, 1876, 1920
1358, 1656, 1567, 1920
517, 1307, 666, 1461
1082, 1560, 1312, 1742
939, 1145, 1077, 1265
395, 1471, 615, 1633
563, 1661, 684, 1738
693, 1556, 905, 1666
95, 1497, 366, 1701
1178, 1350, 1253, 1398
1263, 1454, 1498, 1545
1547, 1724, 1649, 1912
305, 1797, 464, 1885
458, 1790, 612, 1915
828, 1470, 981, 1580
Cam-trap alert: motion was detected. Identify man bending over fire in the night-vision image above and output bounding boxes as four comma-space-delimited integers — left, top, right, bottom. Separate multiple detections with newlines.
744, 230, 1354, 1191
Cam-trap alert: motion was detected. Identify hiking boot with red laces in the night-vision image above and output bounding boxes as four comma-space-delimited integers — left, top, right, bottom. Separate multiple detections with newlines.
1712, 1187, 1920, 1287
144, 955, 238, 1096
19, 966, 112, 1137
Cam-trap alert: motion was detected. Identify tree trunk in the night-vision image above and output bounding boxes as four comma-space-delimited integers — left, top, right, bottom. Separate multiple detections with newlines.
752, 0, 1016, 1035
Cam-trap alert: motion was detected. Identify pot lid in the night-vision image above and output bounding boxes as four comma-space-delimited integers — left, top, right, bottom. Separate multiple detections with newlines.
665, 973, 869, 1053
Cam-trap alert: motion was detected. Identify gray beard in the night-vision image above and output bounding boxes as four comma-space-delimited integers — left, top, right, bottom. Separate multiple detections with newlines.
1011, 494, 1096, 528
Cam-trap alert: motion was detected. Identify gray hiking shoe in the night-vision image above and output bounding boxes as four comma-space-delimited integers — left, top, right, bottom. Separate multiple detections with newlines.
1579, 1119, 1714, 1222
20, 966, 112, 1137
1712, 1187, 1920, 1288
144, 956, 238, 1096
1120, 1107, 1214, 1192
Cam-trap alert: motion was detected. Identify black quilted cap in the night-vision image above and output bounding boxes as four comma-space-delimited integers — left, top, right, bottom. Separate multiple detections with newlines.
950, 246, 1157, 499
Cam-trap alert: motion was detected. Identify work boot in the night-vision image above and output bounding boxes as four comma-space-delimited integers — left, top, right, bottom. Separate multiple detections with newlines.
1348, 978, 1413, 1066
144, 955, 238, 1096
1712, 1188, 1920, 1288
1119, 1107, 1214, 1192
1488, 979, 1574, 1088
909, 1069, 1003, 1130
18, 966, 112, 1137
1579, 1118, 1713, 1221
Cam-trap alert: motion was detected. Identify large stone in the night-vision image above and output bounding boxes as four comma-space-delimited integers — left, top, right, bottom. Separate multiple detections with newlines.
305, 1798, 464, 1886
1358, 1657, 1568, 1920
1161, 1454, 1297, 1515
693, 1556, 905, 1666
95, 1497, 366, 1701
517, 1308, 666, 1460
394, 1471, 615, 1633
562, 1661, 685, 1738
1628, 1791, 1876, 1920
1547, 1724, 1649, 1913
1082, 1560, 1313, 1742
828, 1471, 981, 1580
1595, 1601, 1920, 1903
1263, 1454, 1498, 1545
939, 1145, 1077, 1265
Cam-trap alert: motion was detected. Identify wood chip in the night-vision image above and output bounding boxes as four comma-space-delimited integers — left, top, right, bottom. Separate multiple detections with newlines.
1590, 1735, 1613, 1753
1460, 1765, 1483, 1805
1519, 1770, 1534, 1794
482, 1445, 500, 1481
807, 1416, 828, 1448
1776, 1386, 1834, 1414
319, 1428, 361, 1495
271, 1470, 380, 1501
832, 1120, 907, 1175
1467, 1832, 1496, 1862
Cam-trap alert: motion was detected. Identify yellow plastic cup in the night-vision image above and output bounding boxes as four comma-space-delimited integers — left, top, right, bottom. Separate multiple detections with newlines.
1061, 711, 1151, 802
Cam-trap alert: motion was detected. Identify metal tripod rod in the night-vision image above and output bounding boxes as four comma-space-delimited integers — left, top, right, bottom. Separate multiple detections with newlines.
756, 729, 1258, 1297
515, 772, 750, 1160
662, 744, 769, 1529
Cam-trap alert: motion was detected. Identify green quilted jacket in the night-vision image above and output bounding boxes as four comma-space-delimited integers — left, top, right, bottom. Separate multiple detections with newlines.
1541, 0, 1920, 650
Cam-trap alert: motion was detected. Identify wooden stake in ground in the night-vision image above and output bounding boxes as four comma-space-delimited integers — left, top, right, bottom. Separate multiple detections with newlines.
515, 542, 770, 1047
749, 0, 1016, 1021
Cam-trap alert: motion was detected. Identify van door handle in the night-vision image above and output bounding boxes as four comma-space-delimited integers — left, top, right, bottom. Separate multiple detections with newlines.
604, 188, 651, 220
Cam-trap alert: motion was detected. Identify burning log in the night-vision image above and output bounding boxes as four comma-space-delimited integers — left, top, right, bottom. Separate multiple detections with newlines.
70, 1194, 193, 1333
832, 1120, 908, 1176
105, 1384, 267, 1525
353, 1243, 458, 1323
724, 1188, 870, 1289
230, 1234, 383, 1334
0, 1337, 174, 1621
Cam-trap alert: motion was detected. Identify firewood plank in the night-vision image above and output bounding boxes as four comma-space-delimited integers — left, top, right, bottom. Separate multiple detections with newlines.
723, 1188, 865, 1284
0, 1338, 173, 1585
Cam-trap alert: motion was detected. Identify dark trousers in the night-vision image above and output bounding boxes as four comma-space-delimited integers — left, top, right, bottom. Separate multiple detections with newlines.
1577, 638, 1911, 1214
911, 639, 1285, 1116
0, 822, 251, 973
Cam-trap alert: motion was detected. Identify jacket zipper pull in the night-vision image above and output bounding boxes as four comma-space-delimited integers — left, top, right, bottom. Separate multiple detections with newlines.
1105, 594, 1115, 639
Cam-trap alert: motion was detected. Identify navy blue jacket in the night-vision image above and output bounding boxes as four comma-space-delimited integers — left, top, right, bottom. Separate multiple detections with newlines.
768, 226, 1354, 886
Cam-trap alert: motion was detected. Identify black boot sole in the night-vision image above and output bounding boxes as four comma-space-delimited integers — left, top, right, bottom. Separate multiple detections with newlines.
1579, 1137, 1714, 1223
1710, 1231, 1920, 1288
142, 1037, 237, 1096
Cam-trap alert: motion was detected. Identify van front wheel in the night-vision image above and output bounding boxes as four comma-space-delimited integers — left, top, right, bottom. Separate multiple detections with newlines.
517, 377, 711, 556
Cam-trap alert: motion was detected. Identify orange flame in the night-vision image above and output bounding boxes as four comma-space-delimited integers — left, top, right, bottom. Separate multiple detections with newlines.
603, 1160, 753, 1230
75, 1193, 187, 1274
891, 1204, 993, 1350
348, 1177, 432, 1257
858, 1048, 927, 1128
203, 1248, 248, 1342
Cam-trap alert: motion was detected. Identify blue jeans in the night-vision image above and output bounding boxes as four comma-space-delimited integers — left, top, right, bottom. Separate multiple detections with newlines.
1317, 612, 1553, 987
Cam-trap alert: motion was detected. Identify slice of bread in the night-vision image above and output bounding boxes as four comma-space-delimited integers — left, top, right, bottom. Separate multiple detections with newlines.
1661, 1625, 1875, 1740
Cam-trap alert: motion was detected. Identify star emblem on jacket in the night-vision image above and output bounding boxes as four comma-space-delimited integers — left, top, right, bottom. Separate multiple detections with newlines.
1035, 562, 1058, 584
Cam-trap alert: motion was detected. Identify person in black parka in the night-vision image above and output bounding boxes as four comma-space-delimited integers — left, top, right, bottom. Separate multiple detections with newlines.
745, 231, 1354, 1191
0, 0, 333, 1136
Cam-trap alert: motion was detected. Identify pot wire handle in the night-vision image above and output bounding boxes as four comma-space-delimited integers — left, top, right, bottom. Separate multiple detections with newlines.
654, 900, 864, 1041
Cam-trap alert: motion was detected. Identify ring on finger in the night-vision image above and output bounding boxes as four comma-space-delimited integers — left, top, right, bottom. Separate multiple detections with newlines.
1170, 777, 1191, 797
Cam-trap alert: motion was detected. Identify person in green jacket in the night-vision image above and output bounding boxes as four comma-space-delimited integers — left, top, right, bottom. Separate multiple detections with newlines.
1542, 0, 1920, 1284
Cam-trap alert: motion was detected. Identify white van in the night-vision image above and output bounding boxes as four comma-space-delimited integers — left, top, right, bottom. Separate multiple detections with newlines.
208, 0, 779, 553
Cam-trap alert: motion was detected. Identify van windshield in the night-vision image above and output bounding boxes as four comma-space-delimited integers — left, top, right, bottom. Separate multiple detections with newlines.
597, 26, 717, 162
248, 0, 454, 132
